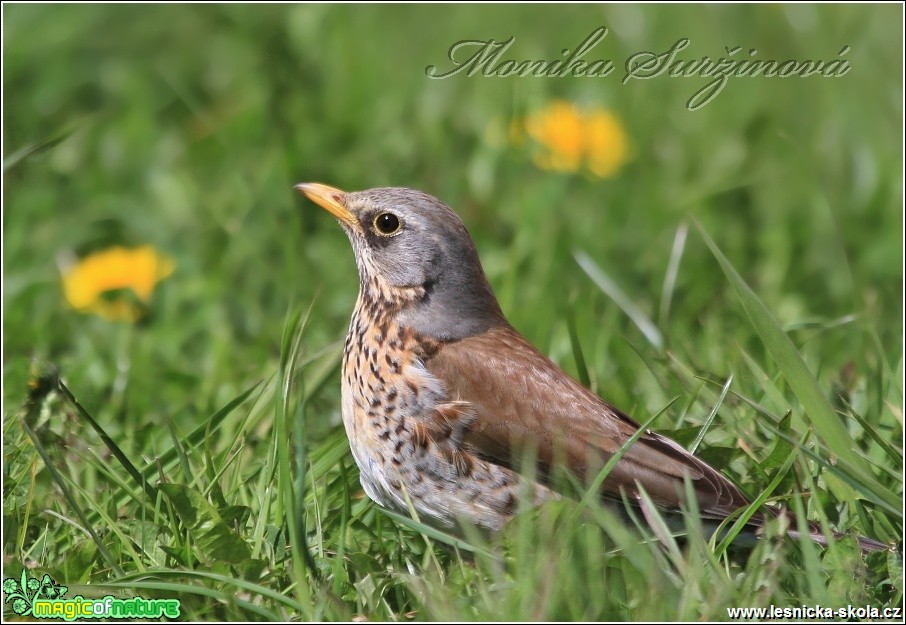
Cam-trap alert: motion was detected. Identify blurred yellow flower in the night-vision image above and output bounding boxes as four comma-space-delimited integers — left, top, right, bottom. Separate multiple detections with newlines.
584, 109, 629, 178
61, 245, 174, 322
518, 100, 629, 178
525, 101, 586, 173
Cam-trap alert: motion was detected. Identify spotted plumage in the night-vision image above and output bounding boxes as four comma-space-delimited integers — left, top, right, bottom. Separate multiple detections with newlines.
341, 262, 551, 529
295, 182, 888, 552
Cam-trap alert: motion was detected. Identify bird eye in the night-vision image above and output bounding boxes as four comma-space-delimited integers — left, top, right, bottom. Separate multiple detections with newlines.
373, 212, 401, 235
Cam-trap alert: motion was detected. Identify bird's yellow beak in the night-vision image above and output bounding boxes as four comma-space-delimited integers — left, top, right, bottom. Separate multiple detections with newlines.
294, 183, 356, 227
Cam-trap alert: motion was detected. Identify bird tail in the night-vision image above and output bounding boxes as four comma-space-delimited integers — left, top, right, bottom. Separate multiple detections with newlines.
618, 494, 892, 554
747, 507, 891, 554
785, 522, 890, 554
683, 508, 890, 554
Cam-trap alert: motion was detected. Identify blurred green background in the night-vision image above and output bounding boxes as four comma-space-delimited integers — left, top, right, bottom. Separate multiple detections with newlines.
2, 3, 902, 618
5, 4, 900, 413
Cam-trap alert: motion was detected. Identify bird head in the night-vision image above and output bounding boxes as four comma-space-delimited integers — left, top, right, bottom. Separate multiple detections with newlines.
296, 183, 506, 340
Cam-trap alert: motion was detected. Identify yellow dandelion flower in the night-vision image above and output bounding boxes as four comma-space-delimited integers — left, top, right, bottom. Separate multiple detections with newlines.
525, 101, 585, 173
61, 245, 174, 322
585, 109, 629, 179
518, 100, 630, 178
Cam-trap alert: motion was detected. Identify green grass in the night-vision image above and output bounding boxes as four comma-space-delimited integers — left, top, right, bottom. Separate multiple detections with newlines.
3, 4, 902, 620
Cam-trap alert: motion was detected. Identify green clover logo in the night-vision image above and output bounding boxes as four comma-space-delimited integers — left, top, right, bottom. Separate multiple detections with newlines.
3, 572, 68, 616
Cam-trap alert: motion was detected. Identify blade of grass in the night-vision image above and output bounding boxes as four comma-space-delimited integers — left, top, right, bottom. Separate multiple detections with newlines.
583, 501, 657, 572
107, 569, 310, 612
690, 374, 732, 454
19, 418, 123, 575
697, 224, 875, 478
377, 508, 497, 560
396, 481, 445, 577
574, 250, 663, 350
102, 579, 280, 620
59, 380, 158, 503
275, 303, 319, 613
290, 320, 321, 581
737, 348, 793, 418
659, 221, 688, 327
791, 494, 833, 606
165, 417, 192, 484
60, 475, 149, 570
635, 484, 686, 571
565, 294, 591, 388
3, 115, 94, 171
576, 398, 678, 514
713, 429, 805, 556
140, 380, 264, 479
757, 418, 900, 516
842, 402, 902, 461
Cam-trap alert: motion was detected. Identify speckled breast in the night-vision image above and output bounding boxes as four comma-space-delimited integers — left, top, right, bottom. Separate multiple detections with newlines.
340, 294, 548, 530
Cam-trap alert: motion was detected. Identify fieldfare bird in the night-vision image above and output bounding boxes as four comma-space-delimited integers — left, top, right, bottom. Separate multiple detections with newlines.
296, 182, 887, 553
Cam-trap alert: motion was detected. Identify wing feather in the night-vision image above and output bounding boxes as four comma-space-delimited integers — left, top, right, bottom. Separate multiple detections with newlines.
425, 325, 753, 520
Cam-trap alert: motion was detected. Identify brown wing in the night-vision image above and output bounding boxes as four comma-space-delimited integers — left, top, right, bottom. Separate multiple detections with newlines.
424, 325, 753, 521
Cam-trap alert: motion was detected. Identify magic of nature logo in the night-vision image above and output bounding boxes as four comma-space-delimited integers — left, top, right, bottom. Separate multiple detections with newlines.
3, 572, 181, 620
